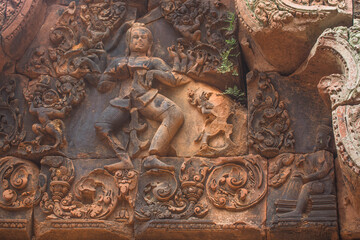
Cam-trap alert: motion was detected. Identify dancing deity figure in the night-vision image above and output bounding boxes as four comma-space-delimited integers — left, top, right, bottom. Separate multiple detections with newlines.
95, 23, 189, 171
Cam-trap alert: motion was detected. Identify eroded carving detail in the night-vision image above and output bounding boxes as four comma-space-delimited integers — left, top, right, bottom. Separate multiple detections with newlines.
206, 155, 266, 211
248, 71, 295, 158
289, 0, 345, 7
252, 0, 294, 28
0, 219, 27, 229
113, 168, 138, 223
72, 169, 118, 220
161, 0, 242, 86
40, 156, 75, 219
238, 0, 346, 30
0, 76, 25, 153
269, 125, 336, 224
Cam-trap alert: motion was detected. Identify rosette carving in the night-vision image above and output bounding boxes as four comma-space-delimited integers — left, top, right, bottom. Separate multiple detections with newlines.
206, 155, 266, 211
0, 157, 42, 209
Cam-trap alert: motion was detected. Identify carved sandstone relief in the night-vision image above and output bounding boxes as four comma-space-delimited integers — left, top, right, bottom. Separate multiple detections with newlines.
135, 158, 209, 221
269, 151, 336, 223
158, 0, 243, 90
315, 24, 360, 175
0, 0, 356, 239
32, 157, 139, 240
265, 122, 337, 239
0, 75, 25, 154
187, 87, 247, 157
247, 71, 295, 158
135, 155, 267, 218
0, 156, 42, 240
135, 155, 268, 239
38, 156, 137, 223
206, 155, 266, 211
0, 156, 42, 209
18, 74, 85, 157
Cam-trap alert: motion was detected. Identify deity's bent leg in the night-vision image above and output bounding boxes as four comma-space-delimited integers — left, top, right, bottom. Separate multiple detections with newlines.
95, 105, 130, 153
140, 93, 184, 156
95, 105, 132, 171
140, 94, 184, 171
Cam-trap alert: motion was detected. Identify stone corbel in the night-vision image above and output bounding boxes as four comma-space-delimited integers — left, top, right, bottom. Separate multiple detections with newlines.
235, 0, 352, 74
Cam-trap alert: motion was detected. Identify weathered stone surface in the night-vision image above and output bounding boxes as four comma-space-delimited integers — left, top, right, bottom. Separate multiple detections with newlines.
236, 0, 352, 74
297, 20, 360, 238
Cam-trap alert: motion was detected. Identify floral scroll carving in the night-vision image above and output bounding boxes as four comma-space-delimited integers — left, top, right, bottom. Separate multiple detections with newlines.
136, 158, 209, 220
248, 71, 295, 158
237, 0, 347, 30
206, 155, 266, 211
72, 169, 118, 220
39, 156, 138, 222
